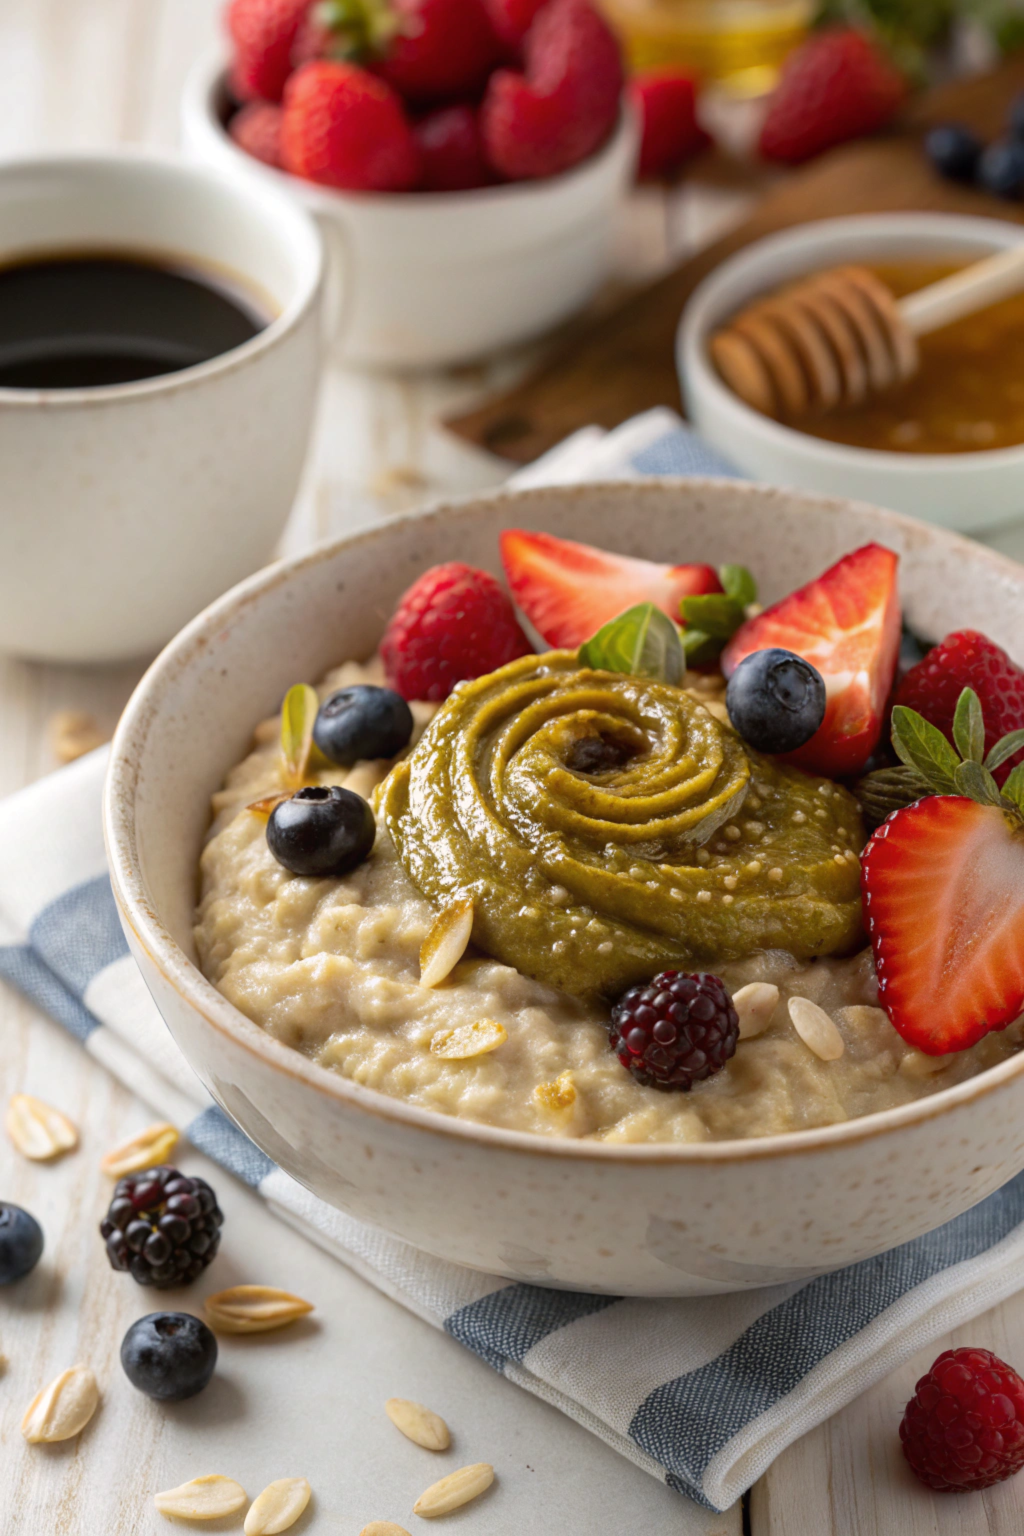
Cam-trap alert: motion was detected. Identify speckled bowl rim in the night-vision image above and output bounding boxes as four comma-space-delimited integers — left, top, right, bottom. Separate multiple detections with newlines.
104, 479, 1024, 1165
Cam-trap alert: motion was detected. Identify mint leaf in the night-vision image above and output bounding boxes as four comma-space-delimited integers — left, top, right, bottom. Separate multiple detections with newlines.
579, 603, 685, 686
280, 682, 319, 788
890, 705, 961, 793
719, 564, 757, 609
954, 759, 1004, 807
1003, 763, 1024, 812
952, 687, 985, 764
986, 728, 1024, 773
680, 593, 744, 640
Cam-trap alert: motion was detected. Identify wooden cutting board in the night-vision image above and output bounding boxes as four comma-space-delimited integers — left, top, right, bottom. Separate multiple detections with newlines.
447, 56, 1024, 464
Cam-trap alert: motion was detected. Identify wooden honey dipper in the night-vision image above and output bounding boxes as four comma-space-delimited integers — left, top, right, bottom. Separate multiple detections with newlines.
709, 245, 1024, 421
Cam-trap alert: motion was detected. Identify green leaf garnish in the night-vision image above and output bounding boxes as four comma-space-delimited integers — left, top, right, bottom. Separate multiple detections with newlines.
986, 727, 1024, 773
280, 683, 320, 788
890, 705, 961, 793
1004, 762, 1024, 812
680, 593, 745, 640
680, 627, 721, 667
719, 563, 757, 609
578, 603, 685, 685
952, 687, 985, 764
954, 759, 1004, 807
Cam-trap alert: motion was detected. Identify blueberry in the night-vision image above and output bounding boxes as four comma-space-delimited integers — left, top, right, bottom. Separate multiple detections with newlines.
120, 1312, 217, 1401
313, 685, 413, 768
725, 648, 826, 755
0, 1202, 43, 1284
267, 785, 376, 877
1008, 91, 1024, 141
924, 123, 982, 182
977, 139, 1024, 200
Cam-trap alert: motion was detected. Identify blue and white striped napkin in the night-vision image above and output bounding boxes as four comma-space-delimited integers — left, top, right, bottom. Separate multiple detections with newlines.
5, 411, 1024, 1513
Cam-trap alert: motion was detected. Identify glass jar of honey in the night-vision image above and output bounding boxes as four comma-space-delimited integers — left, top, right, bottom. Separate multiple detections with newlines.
600, 0, 812, 92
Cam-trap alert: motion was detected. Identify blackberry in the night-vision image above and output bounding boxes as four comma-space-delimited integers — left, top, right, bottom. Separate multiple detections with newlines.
100, 1165, 223, 1288
609, 971, 738, 1091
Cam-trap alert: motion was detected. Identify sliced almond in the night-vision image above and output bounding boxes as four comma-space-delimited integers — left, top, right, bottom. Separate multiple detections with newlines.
204, 1284, 314, 1335
244, 1477, 311, 1535
836, 1004, 891, 1033
788, 996, 845, 1062
534, 1071, 576, 1110
247, 792, 290, 822
50, 710, 107, 764
154, 1476, 247, 1521
361, 1525, 412, 1536
733, 982, 780, 1040
385, 1398, 451, 1452
22, 1364, 99, 1443
430, 1019, 507, 1061
900, 1047, 954, 1079
101, 1121, 179, 1178
7, 1093, 78, 1161
420, 897, 474, 988
413, 1464, 494, 1519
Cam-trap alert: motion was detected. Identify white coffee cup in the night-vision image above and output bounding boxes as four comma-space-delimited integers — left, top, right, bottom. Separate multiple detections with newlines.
0, 152, 324, 663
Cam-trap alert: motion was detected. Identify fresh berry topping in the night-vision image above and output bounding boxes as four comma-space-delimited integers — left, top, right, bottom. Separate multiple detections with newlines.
281, 61, 420, 191
267, 785, 376, 876
725, 648, 827, 755
0, 1202, 44, 1285
381, 562, 533, 702
481, 0, 546, 48
313, 685, 413, 766
900, 1347, 1024, 1491
100, 1167, 223, 1289
977, 139, 1024, 200
376, 0, 503, 104
480, 0, 624, 181
226, 0, 311, 103
632, 70, 708, 179
893, 630, 1024, 786
722, 544, 901, 778
228, 101, 284, 167
500, 529, 720, 651
924, 123, 983, 183
609, 971, 738, 1091
758, 27, 906, 165
121, 1312, 218, 1402
414, 105, 492, 191
861, 796, 1024, 1054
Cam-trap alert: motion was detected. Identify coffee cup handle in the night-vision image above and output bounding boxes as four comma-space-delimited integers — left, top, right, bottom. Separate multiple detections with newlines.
310, 208, 354, 357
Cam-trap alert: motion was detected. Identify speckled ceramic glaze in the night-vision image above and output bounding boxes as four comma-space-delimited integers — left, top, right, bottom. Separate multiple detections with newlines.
104, 481, 1024, 1296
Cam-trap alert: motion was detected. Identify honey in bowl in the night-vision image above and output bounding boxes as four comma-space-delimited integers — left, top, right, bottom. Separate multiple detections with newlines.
800, 261, 1024, 455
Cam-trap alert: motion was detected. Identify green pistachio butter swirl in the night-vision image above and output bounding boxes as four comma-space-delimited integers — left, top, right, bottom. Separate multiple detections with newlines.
375, 651, 865, 999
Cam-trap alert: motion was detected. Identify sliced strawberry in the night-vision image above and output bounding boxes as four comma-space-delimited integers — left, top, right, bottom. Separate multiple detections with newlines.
861, 796, 1024, 1054
499, 529, 720, 651
721, 543, 900, 778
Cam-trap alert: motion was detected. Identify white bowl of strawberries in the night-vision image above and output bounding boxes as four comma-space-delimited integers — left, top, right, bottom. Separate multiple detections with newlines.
181, 0, 638, 368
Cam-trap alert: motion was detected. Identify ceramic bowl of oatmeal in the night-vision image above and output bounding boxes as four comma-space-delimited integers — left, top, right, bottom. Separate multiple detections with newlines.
104, 479, 1024, 1296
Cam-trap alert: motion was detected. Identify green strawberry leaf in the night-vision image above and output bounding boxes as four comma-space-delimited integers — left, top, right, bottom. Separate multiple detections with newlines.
579, 603, 685, 686
680, 593, 745, 640
280, 683, 320, 788
890, 705, 961, 794
954, 758, 1004, 807
1003, 762, 1024, 812
985, 727, 1024, 773
952, 687, 985, 764
719, 564, 757, 609
854, 764, 932, 830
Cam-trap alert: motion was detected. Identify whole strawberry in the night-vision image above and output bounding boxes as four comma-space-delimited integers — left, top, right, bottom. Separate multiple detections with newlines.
759, 27, 906, 165
481, 0, 546, 48
415, 106, 492, 191
481, 0, 624, 181
381, 562, 533, 701
901, 1348, 1024, 1491
226, 0, 311, 102
229, 101, 284, 167
893, 630, 1024, 786
300, 0, 503, 104
281, 61, 420, 190
632, 71, 708, 179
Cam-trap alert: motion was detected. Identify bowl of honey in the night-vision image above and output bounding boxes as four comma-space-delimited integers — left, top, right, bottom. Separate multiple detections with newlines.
678, 213, 1024, 536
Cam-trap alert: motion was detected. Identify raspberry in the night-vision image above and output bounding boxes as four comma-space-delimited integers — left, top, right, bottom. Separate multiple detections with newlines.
381, 562, 533, 702
100, 1166, 223, 1289
758, 27, 906, 166
229, 102, 284, 168
892, 629, 1024, 785
900, 1347, 1024, 1491
609, 971, 738, 1091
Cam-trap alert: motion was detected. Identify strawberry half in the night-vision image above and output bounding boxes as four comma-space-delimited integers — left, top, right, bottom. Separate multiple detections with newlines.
500, 529, 720, 651
721, 543, 900, 778
862, 796, 1024, 1054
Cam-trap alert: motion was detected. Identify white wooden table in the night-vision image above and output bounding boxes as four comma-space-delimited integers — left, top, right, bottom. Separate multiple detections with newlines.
4, 5, 1024, 1532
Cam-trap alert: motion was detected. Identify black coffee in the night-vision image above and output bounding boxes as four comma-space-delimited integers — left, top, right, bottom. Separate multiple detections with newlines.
0, 252, 269, 389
